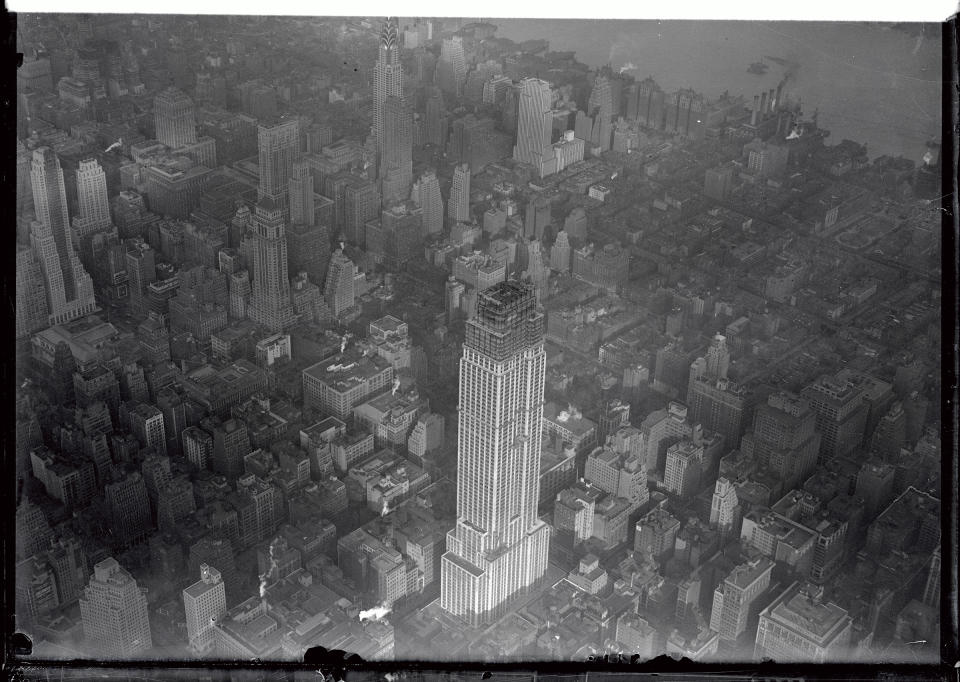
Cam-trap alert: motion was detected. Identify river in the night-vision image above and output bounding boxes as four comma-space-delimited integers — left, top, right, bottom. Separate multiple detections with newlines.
491, 19, 942, 162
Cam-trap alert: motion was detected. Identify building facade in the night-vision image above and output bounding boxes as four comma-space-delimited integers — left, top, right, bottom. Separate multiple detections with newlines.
441, 281, 550, 625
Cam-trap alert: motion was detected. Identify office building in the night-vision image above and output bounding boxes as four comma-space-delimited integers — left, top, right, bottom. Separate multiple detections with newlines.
424, 88, 446, 146
597, 399, 631, 445
616, 613, 657, 657
16, 245, 50, 339
380, 96, 413, 201
705, 166, 735, 201
183, 426, 213, 470
257, 119, 300, 212
710, 477, 741, 537
542, 401, 598, 457
448, 163, 471, 223
740, 391, 821, 492
445, 276, 466, 322
31, 148, 97, 324
549, 229, 571, 273
854, 459, 896, 519
302, 350, 394, 420
376, 201, 422, 270
436, 36, 467, 97
586, 74, 614, 152
709, 557, 774, 642
553, 130, 585, 173
441, 281, 550, 625
754, 582, 853, 662
664, 440, 703, 500
634, 507, 681, 563
183, 563, 227, 656
125, 238, 156, 315
411, 170, 444, 235
344, 177, 381, 247
247, 198, 296, 332
513, 78, 557, 177
523, 196, 552, 240
73, 158, 112, 237
572, 242, 629, 293
79, 557, 152, 658
30, 446, 97, 510
687, 340, 747, 454
154, 86, 198, 149
640, 401, 703, 475
452, 252, 505, 294
196, 417, 248, 482
47, 533, 88, 607
287, 220, 331, 288
802, 374, 868, 462
584, 440, 648, 511
288, 158, 316, 226
323, 248, 357, 317
373, 17, 403, 148
15, 502, 54, 562
126, 402, 167, 456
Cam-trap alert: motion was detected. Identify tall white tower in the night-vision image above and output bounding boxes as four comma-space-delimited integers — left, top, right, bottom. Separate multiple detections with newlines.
440, 280, 550, 625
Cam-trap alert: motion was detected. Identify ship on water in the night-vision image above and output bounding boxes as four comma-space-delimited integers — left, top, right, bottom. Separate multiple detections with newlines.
748, 60, 768, 74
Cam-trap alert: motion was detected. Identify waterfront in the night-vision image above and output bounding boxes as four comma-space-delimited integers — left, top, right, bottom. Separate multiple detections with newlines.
493, 19, 942, 161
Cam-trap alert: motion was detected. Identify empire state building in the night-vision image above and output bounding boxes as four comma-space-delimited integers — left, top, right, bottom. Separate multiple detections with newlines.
440, 280, 550, 626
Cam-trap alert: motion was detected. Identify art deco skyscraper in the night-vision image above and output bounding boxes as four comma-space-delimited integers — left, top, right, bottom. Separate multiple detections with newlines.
73, 158, 113, 238
448, 163, 470, 223
247, 198, 296, 332
440, 281, 550, 625
30, 147, 97, 324
513, 78, 557, 177
373, 17, 403, 148
411, 169, 443, 235
154, 86, 198, 149
79, 557, 153, 658
258, 119, 301, 214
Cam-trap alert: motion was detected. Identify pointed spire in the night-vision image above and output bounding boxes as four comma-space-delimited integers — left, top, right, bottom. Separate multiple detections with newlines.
380, 17, 399, 52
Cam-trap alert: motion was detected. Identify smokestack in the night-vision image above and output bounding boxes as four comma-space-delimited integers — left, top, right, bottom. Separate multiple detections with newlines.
759, 92, 768, 120
775, 81, 784, 113
768, 88, 776, 113
751, 95, 759, 126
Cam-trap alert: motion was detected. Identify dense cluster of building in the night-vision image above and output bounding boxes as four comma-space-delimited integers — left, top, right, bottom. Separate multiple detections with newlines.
14, 14, 941, 665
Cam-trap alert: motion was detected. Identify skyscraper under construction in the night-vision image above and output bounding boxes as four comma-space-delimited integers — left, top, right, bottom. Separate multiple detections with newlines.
440, 280, 550, 626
